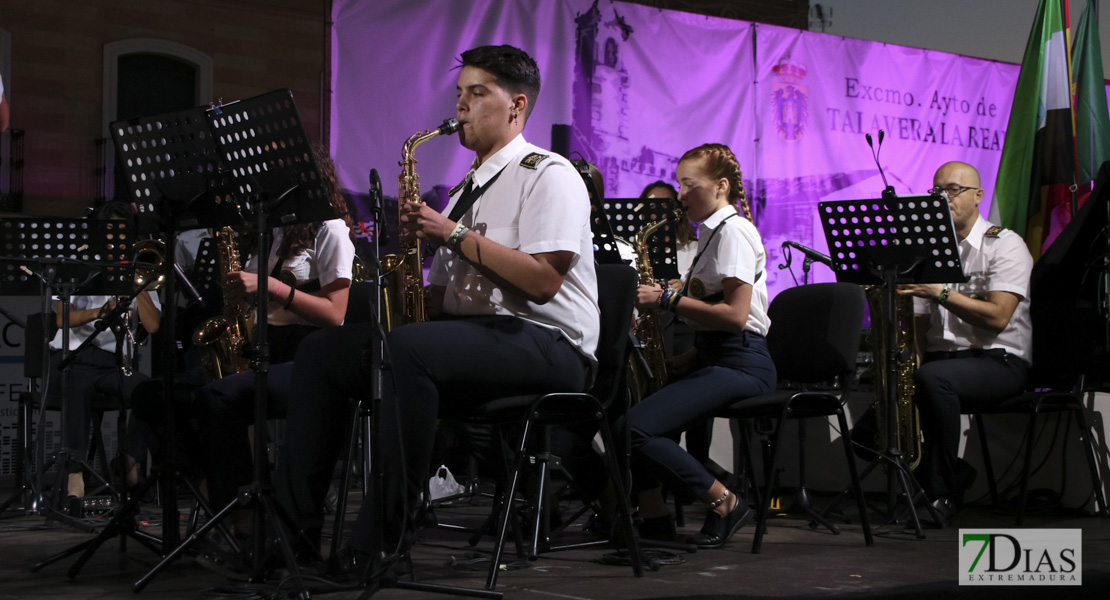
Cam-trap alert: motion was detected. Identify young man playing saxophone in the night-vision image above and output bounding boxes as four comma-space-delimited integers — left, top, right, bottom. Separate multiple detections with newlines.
276, 44, 600, 573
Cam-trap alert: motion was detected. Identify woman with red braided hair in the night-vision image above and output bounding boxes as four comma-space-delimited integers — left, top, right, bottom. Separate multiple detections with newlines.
624, 143, 775, 548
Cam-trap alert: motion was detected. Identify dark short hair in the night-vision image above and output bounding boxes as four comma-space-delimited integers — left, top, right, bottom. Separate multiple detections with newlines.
639, 180, 677, 200
459, 45, 541, 119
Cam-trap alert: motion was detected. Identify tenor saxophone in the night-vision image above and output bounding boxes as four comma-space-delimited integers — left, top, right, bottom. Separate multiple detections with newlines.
193, 226, 251, 380
865, 285, 922, 469
378, 118, 461, 331
630, 209, 684, 399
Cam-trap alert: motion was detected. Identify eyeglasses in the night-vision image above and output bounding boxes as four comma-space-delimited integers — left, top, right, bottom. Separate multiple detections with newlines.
929, 184, 979, 198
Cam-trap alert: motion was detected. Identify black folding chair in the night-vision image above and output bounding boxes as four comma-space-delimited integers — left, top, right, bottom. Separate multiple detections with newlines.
717, 282, 874, 553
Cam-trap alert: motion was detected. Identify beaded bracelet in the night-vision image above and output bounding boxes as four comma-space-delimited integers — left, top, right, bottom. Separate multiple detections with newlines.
937, 285, 951, 304
447, 223, 470, 250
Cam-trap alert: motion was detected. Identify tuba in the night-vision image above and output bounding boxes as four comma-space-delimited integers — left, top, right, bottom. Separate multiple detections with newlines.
865, 285, 922, 469
629, 209, 684, 400
192, 226, 251, 380
378, 118, 460, 331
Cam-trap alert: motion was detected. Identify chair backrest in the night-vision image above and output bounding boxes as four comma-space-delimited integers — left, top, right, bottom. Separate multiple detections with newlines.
588, 264, 638, 409
766, 282, 865, 384
23, 312, 57, 379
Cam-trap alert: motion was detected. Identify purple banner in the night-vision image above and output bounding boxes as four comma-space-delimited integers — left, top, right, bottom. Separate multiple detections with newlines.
332, 0, 1020, 295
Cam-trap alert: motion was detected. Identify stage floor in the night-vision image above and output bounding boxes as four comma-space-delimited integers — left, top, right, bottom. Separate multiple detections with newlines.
1, 486, 1107, 600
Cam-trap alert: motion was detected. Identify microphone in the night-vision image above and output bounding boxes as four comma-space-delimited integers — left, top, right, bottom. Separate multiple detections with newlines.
369, 168, 388, 245
865, 129, 896, 201
782, 240, 832, 266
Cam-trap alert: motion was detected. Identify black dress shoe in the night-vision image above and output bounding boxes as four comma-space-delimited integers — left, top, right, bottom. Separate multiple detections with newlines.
685, 496, 753, 549
920, 497, 958, 529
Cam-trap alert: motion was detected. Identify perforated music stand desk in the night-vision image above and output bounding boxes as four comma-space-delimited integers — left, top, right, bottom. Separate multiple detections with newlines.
818, 194, 964, 286
604, 197, 680, 280
112, 91, 335, 232
0, 217, 135, 296
817, 193, 965, 535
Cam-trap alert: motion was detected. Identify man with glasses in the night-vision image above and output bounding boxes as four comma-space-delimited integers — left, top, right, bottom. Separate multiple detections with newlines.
898, 161, 1033, 527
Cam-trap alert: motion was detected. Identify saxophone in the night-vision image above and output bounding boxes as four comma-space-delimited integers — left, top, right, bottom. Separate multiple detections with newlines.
865, 285, 922, 469
630, 209, 683, 399
193, 226, 251, 380
378, 118, 461, 331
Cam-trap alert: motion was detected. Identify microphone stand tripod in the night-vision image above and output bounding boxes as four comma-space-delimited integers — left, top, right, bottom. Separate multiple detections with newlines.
353, 170, 500, 600
32, 278, 170, 576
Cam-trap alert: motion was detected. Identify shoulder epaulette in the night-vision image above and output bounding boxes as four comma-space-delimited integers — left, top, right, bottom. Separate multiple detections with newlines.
984, 226, 1004, 238
520, 152, 549, 170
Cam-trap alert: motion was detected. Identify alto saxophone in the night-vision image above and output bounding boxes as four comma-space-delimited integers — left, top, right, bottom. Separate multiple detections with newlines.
630, 209, 684, 399
378, 118, 461, 331
193, 226, 251, 380
865, 285, 922, 469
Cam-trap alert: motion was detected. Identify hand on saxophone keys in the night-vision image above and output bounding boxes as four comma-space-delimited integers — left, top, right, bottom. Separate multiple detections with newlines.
898, 283, 946, 302
399, 200, 456, 246
635, 282, 664, 311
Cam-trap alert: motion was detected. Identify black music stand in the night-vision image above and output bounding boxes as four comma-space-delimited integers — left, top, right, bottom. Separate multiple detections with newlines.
113, 90, 336, 597
0, 216, 139, 539
603, 197, 680, 281
0, 217, 137, 526
31, 105, 231, 580
817, 193, 966, 537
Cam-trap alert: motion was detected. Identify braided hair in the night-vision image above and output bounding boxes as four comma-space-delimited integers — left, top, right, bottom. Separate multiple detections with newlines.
678, 143, 751, 222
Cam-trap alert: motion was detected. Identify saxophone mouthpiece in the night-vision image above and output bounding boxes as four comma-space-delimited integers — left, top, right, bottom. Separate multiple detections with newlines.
439, 118, 461, 135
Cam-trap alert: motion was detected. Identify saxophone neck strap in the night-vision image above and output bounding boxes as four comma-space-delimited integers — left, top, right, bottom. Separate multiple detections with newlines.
268, 261, 319, 292
447, 164, 509, 224
681, 213, 763, 301
682, 214, 737, 295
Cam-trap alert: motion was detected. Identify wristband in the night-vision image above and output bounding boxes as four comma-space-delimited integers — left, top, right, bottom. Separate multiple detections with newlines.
937, 285, 950, 304
667, 290, 684, 312
274, 281, 284, 299
284, 285, 296, 310
658, 288, 683, 312
447, 223, 470, 250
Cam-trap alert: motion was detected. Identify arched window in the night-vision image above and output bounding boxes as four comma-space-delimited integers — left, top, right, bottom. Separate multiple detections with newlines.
102, 39, 212, 200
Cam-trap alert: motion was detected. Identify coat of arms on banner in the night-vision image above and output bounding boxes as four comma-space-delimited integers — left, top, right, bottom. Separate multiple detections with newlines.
771, 56, 808, 142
